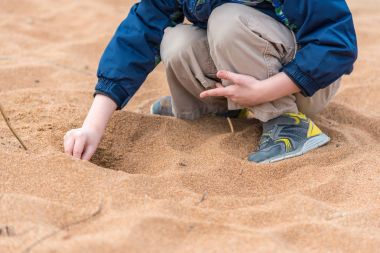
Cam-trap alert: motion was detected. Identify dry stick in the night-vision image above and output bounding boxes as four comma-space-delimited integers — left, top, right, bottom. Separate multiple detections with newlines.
0, 102, 27, 150
196, 191, 208, 205
22, 201, 103, 253
226, 117, 234, 133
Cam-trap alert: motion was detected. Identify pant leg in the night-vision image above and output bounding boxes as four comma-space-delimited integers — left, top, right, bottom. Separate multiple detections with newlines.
207, 3, 298, 122
295, 79, 341, 118
160, 24, 227, 120
208, 3, 341, 122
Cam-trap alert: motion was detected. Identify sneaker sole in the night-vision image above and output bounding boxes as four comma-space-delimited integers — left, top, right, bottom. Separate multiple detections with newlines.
258, 133, 331, 164
149, 104, 154, 115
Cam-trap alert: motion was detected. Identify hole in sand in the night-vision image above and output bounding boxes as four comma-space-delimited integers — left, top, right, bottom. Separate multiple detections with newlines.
90, 111, 257, 175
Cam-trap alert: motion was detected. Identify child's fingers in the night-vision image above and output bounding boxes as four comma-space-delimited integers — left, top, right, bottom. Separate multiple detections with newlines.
200, 87, 231, 98
72, 137, 86, 159
64, 135, 75, 155
81, 145, 96, 161
217, 70, 258, 86
217, 70, 243, 85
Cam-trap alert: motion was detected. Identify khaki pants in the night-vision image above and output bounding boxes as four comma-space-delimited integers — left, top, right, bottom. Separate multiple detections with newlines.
160, 3, 340, 122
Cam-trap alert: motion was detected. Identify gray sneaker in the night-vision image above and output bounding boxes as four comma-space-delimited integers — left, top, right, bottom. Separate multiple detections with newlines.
248, 112, 330, 163
150, 96, 174, 116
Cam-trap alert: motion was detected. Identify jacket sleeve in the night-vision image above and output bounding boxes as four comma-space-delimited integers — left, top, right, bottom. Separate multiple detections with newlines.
95, 0, 183, 109
282, 0, 358, 96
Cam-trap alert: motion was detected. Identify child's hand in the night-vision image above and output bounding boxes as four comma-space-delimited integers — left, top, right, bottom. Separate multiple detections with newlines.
200, 70, 300, 107
63, 127, 103, 161
200, 70, 261, 107
63, 94, 117, 161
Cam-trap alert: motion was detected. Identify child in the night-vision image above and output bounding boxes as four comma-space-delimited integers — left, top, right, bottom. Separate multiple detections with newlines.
64, 0, 357, 163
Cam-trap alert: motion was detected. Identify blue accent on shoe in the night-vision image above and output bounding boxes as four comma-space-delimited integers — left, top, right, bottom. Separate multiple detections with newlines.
150, 96, 174, 116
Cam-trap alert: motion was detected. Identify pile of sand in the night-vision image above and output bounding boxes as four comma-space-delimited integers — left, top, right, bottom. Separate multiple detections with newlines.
1, 0, 380, 252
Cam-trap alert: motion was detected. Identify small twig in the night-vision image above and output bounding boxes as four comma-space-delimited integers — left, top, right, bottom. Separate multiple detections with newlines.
0, 102, 27, 150
22, 201, 103, 253
239, 168, 244, 175
187, 224, 195, 232
226, 117, 234, 133
196, 191, 208, 205
0, 225, 15, 237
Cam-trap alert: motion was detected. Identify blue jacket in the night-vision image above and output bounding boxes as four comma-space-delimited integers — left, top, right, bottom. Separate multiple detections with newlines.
95, 0, 358, 109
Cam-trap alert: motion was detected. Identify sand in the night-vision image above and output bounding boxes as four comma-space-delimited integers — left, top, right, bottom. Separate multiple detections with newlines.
1, 0, 380, 252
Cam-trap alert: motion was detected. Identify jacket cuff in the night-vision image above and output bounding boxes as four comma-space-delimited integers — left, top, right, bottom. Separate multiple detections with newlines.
94, 78, 131, 110
282, 61, 319, 97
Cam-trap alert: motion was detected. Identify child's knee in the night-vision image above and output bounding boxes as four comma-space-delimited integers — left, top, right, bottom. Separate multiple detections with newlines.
160, 25, 205, 67
207, 4, 245, 51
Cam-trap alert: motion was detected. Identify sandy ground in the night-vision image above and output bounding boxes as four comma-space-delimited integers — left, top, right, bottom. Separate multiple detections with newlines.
1, 0, 380, 252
